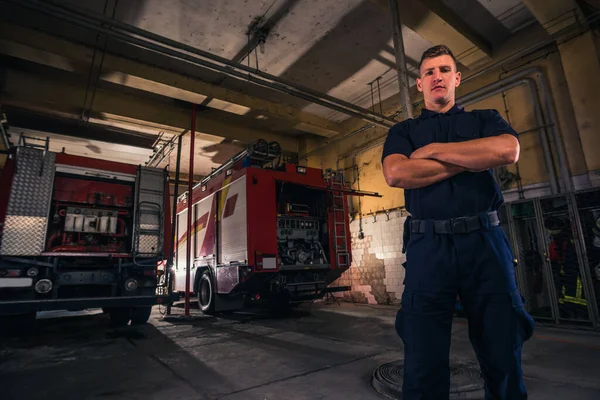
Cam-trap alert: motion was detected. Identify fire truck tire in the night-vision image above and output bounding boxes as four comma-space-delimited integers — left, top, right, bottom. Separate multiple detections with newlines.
131, 306, 152, 324
198, 272, 216, 315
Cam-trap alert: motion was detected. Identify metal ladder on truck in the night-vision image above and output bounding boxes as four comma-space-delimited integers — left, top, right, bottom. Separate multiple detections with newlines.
328, 169, 350, 268
133, 167, 166, 266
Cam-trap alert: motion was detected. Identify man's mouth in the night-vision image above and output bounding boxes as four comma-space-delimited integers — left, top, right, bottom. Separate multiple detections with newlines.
432, 85, 444, 91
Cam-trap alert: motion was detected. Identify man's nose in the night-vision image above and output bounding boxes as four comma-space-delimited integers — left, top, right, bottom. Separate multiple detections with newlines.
432, 70, 442, 81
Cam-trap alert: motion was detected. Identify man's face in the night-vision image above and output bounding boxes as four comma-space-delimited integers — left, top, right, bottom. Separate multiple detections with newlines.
416, 55, 461, 106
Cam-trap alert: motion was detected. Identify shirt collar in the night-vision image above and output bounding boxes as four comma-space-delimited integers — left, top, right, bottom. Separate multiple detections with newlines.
418, 104, 464, 119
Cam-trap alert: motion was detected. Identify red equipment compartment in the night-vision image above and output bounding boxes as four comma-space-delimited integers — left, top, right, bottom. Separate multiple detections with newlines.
53, 176, 133, 207
45, 174, 135, 254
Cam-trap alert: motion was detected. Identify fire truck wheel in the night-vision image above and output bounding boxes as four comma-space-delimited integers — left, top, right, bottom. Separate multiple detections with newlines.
198, 272, 215, 315
131, 306, 152, 324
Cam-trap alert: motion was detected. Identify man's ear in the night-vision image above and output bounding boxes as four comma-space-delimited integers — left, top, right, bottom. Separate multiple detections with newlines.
455, 71, 461, 88
416, 77, 423, 92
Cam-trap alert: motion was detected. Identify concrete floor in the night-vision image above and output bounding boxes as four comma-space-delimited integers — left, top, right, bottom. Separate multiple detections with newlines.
1, 302, 599, 400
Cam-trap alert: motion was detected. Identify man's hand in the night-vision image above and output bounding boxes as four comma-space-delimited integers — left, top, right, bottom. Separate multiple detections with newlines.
409, 134, 519, 171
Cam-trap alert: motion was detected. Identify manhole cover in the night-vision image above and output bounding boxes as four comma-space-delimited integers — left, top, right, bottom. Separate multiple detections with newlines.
372, 360, 485, 399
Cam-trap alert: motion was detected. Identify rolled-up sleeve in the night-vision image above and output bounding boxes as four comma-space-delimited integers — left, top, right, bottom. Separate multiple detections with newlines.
381, 122, 413, 164
479, 109, 518, 140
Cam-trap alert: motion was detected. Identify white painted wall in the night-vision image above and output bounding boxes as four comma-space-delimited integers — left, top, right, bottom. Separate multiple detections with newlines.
332, 209, 407, 305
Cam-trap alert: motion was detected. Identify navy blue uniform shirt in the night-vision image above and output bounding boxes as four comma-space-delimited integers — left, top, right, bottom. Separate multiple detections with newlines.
381, 104, 518, 220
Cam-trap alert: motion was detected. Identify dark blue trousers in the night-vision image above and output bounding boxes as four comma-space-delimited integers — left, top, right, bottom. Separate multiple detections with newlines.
396, 214, 535, 399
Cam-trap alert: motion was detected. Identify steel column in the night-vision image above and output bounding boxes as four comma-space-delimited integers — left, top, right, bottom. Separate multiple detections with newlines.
388, 0, 414, 120
171, 135, 183, 263
165, 133, 183, 316
185, 104, 196, 317
568, 191, 600, 328
533, 197, 561, 324
535, 71, 572, 192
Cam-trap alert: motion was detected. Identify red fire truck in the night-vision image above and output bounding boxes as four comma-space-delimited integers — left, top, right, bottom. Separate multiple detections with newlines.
171, 139, 379, 314
0, 135, 173, 326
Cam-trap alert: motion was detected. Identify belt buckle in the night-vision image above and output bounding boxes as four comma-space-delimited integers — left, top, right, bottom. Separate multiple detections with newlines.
450, 217, 467, 234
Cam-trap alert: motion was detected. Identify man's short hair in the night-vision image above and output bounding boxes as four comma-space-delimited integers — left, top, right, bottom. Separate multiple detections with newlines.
418, 44, 458, 71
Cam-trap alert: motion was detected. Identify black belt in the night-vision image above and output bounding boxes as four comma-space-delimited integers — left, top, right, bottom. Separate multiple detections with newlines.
410, 211, 499, 234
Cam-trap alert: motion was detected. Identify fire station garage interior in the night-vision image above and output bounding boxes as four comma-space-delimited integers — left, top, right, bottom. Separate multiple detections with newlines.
2, 0, 600, 399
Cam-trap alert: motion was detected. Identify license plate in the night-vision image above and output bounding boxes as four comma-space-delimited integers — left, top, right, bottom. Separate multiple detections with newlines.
0, 277, 33, 288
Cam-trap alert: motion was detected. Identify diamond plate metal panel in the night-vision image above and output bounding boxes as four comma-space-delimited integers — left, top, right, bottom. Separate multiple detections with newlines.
6, 148, 55, 216
1, 216, 47, 255
1, 147, 55, 255
139, 224, 160, 254
216, 265, 239, 294
138, 235, 159, 253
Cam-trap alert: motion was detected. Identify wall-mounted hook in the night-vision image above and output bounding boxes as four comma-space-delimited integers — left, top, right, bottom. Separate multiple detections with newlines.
370, 209, 377, 222
382, 207, 390, 221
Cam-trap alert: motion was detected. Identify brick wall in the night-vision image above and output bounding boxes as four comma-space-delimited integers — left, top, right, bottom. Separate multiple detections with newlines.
332, 209, 408, 305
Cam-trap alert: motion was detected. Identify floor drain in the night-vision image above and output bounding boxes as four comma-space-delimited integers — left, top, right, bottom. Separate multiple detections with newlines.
372, 360, 485, 399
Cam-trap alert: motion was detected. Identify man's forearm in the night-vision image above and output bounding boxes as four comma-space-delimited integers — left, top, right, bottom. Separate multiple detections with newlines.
385, 158, 465, 189
425, 134, 519, 170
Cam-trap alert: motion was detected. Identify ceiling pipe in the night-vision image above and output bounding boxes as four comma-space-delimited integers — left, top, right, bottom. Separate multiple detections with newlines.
457, 66, 571, 193
321, 70, 545, 160
458, 77, 558, 194
0, 115, 10, 150
335, 67, 572, 194
10, 0, 397, 129
6, 0, 589, 185
388, 0, 414, 120
299, 11, 600, 161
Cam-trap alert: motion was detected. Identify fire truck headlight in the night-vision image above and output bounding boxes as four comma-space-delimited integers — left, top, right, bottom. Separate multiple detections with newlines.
125, 278, 138, 291
296, 166, 306, 174
26, 268, 39, 277
35, 279, 53, 294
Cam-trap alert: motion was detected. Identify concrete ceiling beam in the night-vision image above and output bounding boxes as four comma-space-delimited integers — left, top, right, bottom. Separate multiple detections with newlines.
581, 0, 600, 9
1, 106, 157, 149
522, 0, 585, 35
0, 23, 340, 138
416, 0, 494, 53
168, 171, 204, 186
0, 68, 299, 153
370, 0, 493, 69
